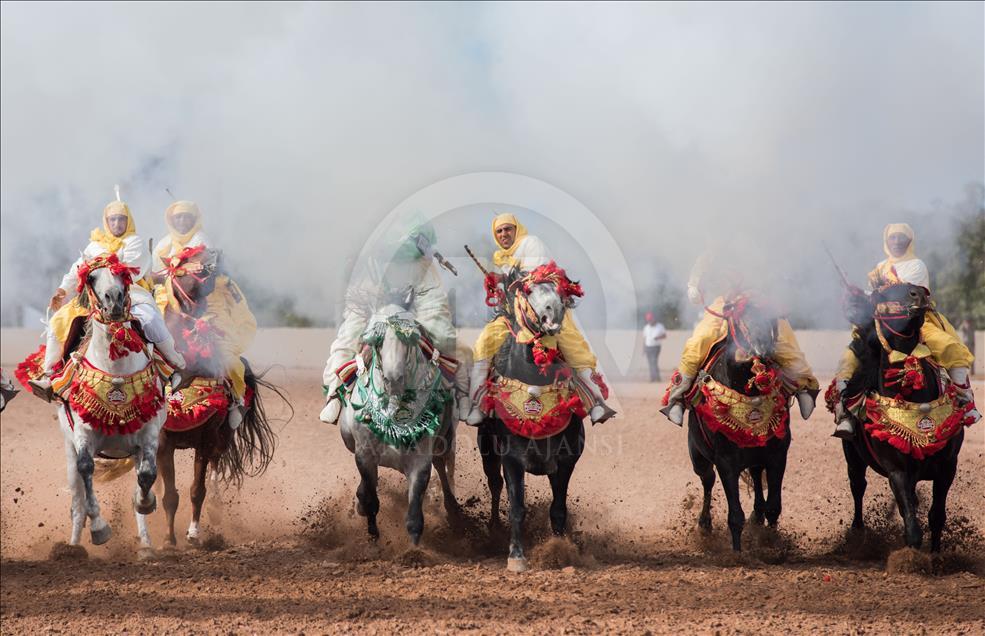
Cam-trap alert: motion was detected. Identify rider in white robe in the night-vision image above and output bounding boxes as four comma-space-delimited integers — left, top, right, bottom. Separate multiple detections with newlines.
319, 224, 469, 424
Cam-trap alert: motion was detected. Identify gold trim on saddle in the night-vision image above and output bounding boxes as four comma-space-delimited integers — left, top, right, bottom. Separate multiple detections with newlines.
71, 362, 160, 428
493, 376, 572, 423
867, 392, 956, 447
700, 376, 786, 438
167, 377, 227, 413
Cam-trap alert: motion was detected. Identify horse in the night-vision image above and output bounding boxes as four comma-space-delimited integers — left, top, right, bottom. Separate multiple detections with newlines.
156, 247, 280, 546
834, 283, 976, 551
476, 263, 594, 572
677, 295, 813, 551
338, 287, 459, 545
50, 257, 167, 554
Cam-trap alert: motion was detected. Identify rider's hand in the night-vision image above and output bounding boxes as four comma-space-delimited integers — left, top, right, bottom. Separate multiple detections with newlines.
49, 289, 66, 312
687, 285, 702, 306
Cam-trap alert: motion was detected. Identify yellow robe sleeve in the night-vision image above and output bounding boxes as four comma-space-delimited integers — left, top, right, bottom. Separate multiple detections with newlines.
473, 316, 511, 361
678, 298, 727, 377
774, 320, 819, 391
552, 313, 597, 370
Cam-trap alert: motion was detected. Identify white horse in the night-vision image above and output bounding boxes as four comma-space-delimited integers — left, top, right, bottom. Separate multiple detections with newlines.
60, 265, 169, 555
339, 291, 459, 545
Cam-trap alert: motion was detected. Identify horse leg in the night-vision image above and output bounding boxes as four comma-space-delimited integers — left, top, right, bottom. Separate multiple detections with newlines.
687, 434, 715, 532
405, 460, 431, 546
749, 467, 766, 525
432, 453, 460, 519
763, 453, 787, 528
718, 466, 746, 551
842, 441, 867, 529
355, 454, 380, 539
133, 443, 158, 515
502, 455, 529, 572
479, 427, 504, 527
187, 448, 210, 545
547, 460, 575, 536
887, 470, 922, 548
63, 433, 86, 546
929, 460, 957, 553
75, 434, 112, 546
157, 436, 179, 547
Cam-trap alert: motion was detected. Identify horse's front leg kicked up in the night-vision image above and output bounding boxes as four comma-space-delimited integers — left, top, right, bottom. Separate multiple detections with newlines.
502, 454, 529, 572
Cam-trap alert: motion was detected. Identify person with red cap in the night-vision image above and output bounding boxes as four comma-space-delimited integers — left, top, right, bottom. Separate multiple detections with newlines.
642, 312, 666, 382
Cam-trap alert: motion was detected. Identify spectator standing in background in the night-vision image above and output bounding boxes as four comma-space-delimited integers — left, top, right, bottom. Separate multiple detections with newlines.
643, 312, 666, 382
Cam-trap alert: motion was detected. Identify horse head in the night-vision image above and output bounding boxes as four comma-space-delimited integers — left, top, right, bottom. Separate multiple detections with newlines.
77, 254, 139, 322
517, 262, 583, 337
163, 246, 222, 316
363, 288, 422, 398
870, 283, 929, 354
723, 295, 778, 363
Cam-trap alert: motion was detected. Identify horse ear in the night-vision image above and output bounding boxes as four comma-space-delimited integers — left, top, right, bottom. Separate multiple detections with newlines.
77, 288, 90, 310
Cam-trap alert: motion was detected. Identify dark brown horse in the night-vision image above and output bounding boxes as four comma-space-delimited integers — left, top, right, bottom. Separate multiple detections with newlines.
836, 283, 974, 551
156, 247, 283, 546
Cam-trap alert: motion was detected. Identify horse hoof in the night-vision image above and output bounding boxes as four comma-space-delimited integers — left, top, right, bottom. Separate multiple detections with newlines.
135, 491, 157, 515
186, 534, 201, 547
507, 557, 529, 573
137, 547, 156, 561
409, 533, 422, 546
90, 524, 113, 546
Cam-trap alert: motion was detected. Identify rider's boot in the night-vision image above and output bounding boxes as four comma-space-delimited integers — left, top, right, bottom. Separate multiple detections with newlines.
831, 380, 855, 440
465, 358, 491, 426
228, 397, 245, 430
319, 376, 343, 425
29, 332, 62, 402
662, 372, 694, 427
949, 367, 982, 423
577, 368, 616, 424
795, 390, 816, 419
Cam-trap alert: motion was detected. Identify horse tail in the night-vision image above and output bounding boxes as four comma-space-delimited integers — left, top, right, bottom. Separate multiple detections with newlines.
214, 359, 290, 488
93, 457, 136, 483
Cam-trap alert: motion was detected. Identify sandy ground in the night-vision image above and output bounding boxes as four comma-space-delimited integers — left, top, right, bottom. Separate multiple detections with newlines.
1, 370, 984, 634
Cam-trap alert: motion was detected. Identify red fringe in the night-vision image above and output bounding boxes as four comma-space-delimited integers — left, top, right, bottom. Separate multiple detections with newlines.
523, 262, 584, 300
107, 323, 145, 360
15, 346, 47, 390
165, 387, 230, 432
76, 253, 140, 292
863, 392, 976, 460
693, 386, 789, 448
67, 380, 163, 435
823, 378, 839, 414
482, 383, 587, 439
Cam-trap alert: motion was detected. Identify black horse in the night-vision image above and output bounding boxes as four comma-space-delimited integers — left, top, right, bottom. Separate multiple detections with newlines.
477, 266, 588, 572
838, 283, 971, 551
684, 297, 812, 551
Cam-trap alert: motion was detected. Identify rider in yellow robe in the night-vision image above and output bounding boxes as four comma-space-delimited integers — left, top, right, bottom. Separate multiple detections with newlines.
832, 223, 978, 437
467, 213, 613, 425
29, 199, 184, 399
154, 201, 257, 429
663, 251, 819, 426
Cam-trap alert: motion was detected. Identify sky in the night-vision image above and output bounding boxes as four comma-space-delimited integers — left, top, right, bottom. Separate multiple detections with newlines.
2, 1, 983, 333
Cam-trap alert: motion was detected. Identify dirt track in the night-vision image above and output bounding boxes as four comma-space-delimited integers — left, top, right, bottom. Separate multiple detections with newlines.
2, 370, 984, 634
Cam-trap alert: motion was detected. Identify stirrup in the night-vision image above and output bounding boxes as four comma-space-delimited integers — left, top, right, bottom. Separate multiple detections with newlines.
832, 418, 855, 440
27, 377, 54, 403
465, 405, 484, 426
590, 403, 617, 424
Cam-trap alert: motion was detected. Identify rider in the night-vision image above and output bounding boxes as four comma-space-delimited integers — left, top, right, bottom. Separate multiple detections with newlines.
831, 223, 979, 437
663, 249, 819, 426
319, 222, 470, 424
465, 213, 615, 425
153, 200, 257, 430
29, 198, 184, 400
